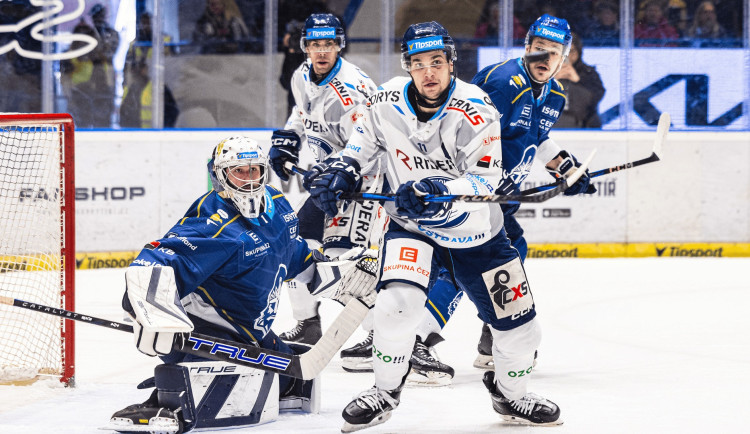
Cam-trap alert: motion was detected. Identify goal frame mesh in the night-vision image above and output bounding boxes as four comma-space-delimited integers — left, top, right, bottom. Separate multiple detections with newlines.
0, 113, 75, 386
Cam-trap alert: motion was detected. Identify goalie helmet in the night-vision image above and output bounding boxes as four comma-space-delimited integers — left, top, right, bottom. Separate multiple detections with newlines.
300, 13, 346, 52
524, 14, 573, 57
209, 136, 269, 219
400, 21, 457, 71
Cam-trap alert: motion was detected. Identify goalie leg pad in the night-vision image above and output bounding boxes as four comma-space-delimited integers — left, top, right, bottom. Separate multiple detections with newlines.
155, 361, 279, 431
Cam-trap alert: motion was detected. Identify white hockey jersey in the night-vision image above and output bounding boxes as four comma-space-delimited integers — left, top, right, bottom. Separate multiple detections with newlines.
285, 57, 377, 163
340, 77, 505, 249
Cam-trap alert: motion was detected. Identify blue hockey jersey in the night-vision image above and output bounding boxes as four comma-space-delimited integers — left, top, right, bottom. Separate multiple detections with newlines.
129, 185, 314, 344
472, 57, 566, 186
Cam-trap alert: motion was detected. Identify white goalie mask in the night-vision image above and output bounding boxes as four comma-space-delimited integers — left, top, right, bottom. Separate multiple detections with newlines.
209, 136, 269, 219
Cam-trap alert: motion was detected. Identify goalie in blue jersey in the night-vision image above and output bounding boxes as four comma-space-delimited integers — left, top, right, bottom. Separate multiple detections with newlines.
105, 136, 341, 433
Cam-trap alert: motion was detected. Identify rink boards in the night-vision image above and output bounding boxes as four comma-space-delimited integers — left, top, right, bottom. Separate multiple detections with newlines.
66, 129, 750, 260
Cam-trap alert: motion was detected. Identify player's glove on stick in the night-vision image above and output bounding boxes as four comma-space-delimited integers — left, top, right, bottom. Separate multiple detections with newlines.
269, 129, 301, 181
546, 150, 597, 196
496, 174, 521, 216
394, 178, 452, 219
123, 266, 194, 357
302, 162, 327, 192
309, 157, 362, 217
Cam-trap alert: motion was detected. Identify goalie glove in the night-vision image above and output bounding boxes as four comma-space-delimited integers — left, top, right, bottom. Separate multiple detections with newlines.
309, 247, 379, 307
123, 266, 194, 357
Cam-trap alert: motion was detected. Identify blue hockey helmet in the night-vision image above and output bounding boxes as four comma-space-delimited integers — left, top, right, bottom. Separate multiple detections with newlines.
400, 21, 457, 71
300, 13, 346, 52
524, 14, 573, 56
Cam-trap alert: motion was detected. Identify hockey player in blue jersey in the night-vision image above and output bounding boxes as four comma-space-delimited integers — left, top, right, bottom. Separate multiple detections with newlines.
468, 13, 597, 369
105, 137, 327, 433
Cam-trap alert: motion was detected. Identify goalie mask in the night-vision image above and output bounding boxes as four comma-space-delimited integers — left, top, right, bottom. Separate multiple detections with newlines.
209, 136, 269, 219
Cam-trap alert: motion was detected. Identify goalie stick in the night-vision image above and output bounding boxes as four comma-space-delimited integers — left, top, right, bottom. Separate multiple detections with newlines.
521, 112, 670, 195
0, 294, 368, 380
284, 149, 595, 204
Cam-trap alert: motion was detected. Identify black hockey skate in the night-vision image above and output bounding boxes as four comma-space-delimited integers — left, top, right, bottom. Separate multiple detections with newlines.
473, 323, 537, 370
482, 371, 562, 426
473, 323, 494, 370
280, 376, 320, 414
340, 331, 373, 372
104, 389, 183, 433
406, 333, 455, 387
279, 314, 322, 346
341, 371, 407, 433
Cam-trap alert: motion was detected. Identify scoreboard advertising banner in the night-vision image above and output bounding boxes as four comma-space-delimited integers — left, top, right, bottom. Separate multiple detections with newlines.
478, 47, 748, 130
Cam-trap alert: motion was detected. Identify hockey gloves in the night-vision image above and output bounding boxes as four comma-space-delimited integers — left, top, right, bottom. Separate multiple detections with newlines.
269, 129, 301, 181
123, 266, 194, 357
395, 178, 452, 219
546, 150, 597, 196
302, 162, 327, 192
309, 157, 362, 217
496, 174, 521, 216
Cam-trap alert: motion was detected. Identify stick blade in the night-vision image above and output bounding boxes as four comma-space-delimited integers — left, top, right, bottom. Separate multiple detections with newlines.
653, 112, 671, 157
565, 149, 597, 188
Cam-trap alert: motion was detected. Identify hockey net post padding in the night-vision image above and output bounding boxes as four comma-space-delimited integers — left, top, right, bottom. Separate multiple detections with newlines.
0, 113, 75, 386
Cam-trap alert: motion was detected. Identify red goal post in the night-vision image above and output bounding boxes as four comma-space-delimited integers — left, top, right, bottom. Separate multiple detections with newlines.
0, 113, 75, 386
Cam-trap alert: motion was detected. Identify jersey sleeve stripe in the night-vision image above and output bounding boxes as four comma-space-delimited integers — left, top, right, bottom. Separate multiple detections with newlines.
511, 87, 532, 104
180, 191, 213, 225
482, 60, 509, 84
550, 89, 567, 99
211, 214, 241, 238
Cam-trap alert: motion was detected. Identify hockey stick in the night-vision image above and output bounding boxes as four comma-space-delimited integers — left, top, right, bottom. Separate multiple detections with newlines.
520, 112, 670, 195
284, 149, 595, 204
0, 294, 368, 380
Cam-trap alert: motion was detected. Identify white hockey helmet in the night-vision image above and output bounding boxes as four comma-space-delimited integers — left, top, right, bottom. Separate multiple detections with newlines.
209, 136, 269, 219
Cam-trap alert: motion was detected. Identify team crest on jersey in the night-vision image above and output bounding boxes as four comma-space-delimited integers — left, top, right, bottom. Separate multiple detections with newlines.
509, 75, 527, 89
508, 145, 537, 185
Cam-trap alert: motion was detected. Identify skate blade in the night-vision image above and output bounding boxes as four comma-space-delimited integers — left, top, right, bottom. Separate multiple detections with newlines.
473, 354, 494, 370
99, 417, 180, 433
341, 357, 373, 373
499, 414, 563, 426
405, 370, 452, 388
341, 410, 392, 433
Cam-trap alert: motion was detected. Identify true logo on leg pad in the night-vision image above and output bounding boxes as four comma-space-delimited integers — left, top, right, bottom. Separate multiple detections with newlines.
481, 257, 534, 320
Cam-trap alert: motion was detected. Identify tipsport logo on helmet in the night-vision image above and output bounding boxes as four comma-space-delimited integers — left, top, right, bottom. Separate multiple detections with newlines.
237, 151, 259, 159
407, 35, 444, 55
307, 27, 336, 39
534, 26, 566, 44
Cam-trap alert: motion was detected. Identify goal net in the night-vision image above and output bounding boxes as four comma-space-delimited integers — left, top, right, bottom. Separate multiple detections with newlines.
0, 113, 75, 386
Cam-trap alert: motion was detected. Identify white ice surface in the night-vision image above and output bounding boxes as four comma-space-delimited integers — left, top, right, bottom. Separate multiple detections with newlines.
1, 258, 748, 433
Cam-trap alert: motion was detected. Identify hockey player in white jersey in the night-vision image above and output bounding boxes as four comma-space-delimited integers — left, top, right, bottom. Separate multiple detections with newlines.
307, 22, 562, 431
269, 13, 385, 347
